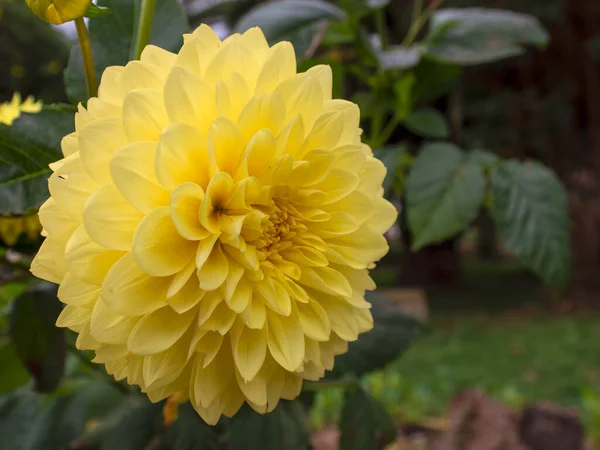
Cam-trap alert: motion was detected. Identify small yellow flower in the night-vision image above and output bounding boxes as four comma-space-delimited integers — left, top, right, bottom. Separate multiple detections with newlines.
25, 0, 92, 24
31, 25, 397, 424
0, 92, 43, 126
0, 215, 42, 246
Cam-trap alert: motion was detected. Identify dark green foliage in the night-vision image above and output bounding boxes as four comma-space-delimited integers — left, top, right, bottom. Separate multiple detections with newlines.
490, 160, 570, 290
425, 8, 549, 65
328, 292, 423, 379
0, 107, 75, 215
406, 143, 486, 250
339, 387, 396, 450
229, 402, 309, 450
164, 403, 220, 450
9, 283, 65, 393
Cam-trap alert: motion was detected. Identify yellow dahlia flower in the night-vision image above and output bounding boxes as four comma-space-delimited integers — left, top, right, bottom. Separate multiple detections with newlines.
0, 92, 42, 126
31, 25, 397, 424
25, 0, 91, 24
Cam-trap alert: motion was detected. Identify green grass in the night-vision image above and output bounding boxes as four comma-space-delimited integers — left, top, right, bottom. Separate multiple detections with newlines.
311, 260, 600, 428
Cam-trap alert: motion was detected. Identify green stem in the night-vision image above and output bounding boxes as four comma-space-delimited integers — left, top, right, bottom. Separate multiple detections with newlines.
375, 8, 388, 50
401, 0, 445, 47
132, 0, 157, 60
74, 18, 97, 98
376, 115, 402, 148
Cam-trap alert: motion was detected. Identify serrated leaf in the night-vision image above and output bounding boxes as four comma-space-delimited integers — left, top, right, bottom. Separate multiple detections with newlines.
406, 142, 486, 250
424, 8, 549, 65
377, 46, 421, 70
403, 107, 449, 138
374, 146, 405, 191
327, 291, 422, 379
100, 400, 163, 450
164, 403, 219, 450
234, 0, 345, 60
9, 283, 65, 393
0, 341, 30, 393
0, 108, 75, 215
229, 402, 309, 450
490, 160, 570, 290
64, 0, 189, 102
340, 387, 396, 450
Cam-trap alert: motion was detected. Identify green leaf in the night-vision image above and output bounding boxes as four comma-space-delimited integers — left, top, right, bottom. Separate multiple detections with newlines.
490, 160, 570, 290
234, 0, 345, 60
100, 399, 163, 450
406, 142, 486, 250
424, 8, 549, 65
0, 392, 41, 450
164, 403, 219, 450
339, 387, 396, 450
9, 283, 65, 393
411, 57, 462, 104
377, 46, 420, 70
470, 149, 500, 169
327, 292, 422, 379
374, 146, 405, 191
0, 108, 75, 215
229, 402, 309, 450
403, 107, 449, 138
393, 73, 415, 120
0, 341, 30, 393
64, 0, 189, 103
86, 3, 112, 18
23, 394, 87, 450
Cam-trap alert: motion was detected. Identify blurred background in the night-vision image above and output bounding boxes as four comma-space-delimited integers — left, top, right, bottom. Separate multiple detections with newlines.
2, 0, 600, 449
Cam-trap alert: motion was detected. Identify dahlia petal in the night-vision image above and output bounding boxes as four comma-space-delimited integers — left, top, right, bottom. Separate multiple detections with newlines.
298, 266, 352, 297
133, 207, 196, 277
190, 329, 223, 367
164, 66, 217, 134
197, 290, 223, 325
266, 312, 304, 372
110, 141, 170, 213
102, 253, 170, 316
48, 155, 99, 221
66, 225, 125, 285
170, 183, 209, 241
56, 305, 91, 328
196, 234, 219, 268
323, 100, 360, 146
128, 306, 196, 355
204, 39, 259, 88
60, 132, 78, 157
197, 243, 229, 291
319, 295, 360, 341
226, 275, 251, 313
167, 271, 205, 314
83, 184, 143, 250
207, 119, 244, 176
295, 300, 331, 342
368, 196, 398, 234
358, 157, 386, 194
122, 60, 165, 92
90, 296, 139, 344
216, 72, 250, 122
276, 75, 323, 130
237, 93, 286, 143
241, 129, 277, 180
30, 237, 68, 283
312, 168, 360, 203
255, 41, 296, 94
123, 88, 169, 141
167, 257, 196, 298
242, 299, 266, 329
239, 27, 269, 60
236, 370, 267, 406
142, 340, 188, 387
97, 66, 125, 105
304, 110, 345, 152
140, 45, 177, 68
256, 278, 291, 316
191, 347, 232, 408
200, 302, 236, 335
231, 325, 267, 382
93, 344, 129, 364
58, 272, 101, 307
38, 197, 78, 241
305, 65, 332, 100
156, 123, 209, 189
276, 115, 305, 158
